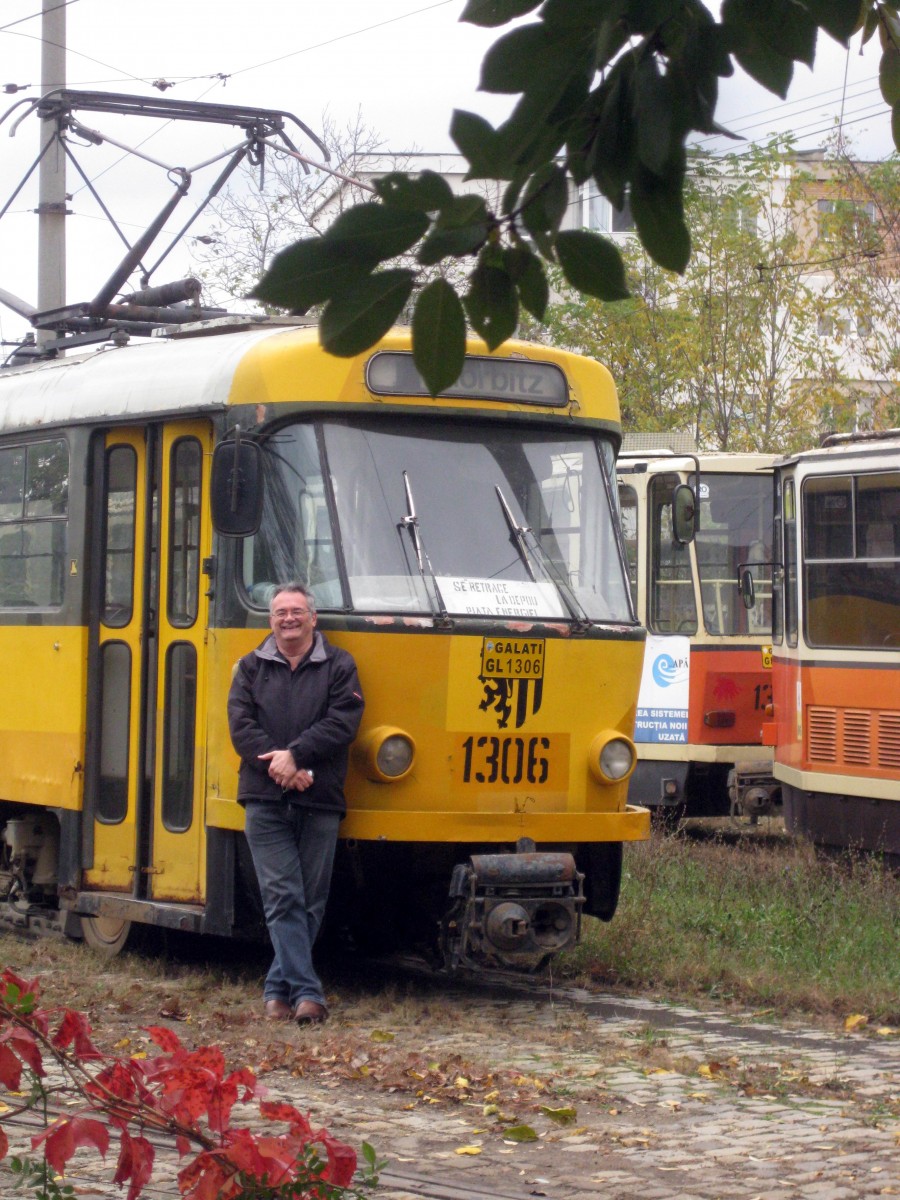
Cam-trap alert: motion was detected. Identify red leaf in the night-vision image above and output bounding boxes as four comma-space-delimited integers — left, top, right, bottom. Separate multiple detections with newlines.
34, 1116, 110, 1175
314, 1129, 357, 1188
259, 1099, 311, 1133
114, 1130, 155, 1200
52, 1009, 101, 1060
0, 1126, 8, 1160
144, 1025, 183, 1054
0, 1043, 23, 1090
185, 1046, 225, 1078
7, 1029, 44, 1076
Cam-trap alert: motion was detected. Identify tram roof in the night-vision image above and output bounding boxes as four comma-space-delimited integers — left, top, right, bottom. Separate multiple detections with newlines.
0, 322, 621, 436
0, 324, 283, 436
775, 428, 900, 470
616, 450, 777, 473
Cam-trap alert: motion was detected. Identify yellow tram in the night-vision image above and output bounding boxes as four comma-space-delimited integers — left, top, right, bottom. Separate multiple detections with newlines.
0, 322, 649, 971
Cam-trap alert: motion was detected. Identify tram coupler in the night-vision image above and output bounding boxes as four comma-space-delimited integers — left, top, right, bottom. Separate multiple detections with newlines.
727, 760, 780, 822
440, 840, 584, 973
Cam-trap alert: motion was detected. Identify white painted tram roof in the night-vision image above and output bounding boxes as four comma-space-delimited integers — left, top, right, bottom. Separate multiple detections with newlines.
0, 326, 287, 435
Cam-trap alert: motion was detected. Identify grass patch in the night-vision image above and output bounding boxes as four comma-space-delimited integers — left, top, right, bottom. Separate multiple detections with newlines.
564, 828, 900, 1024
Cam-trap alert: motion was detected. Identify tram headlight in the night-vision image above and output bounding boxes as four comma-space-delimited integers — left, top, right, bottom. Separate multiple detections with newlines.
354, 726, 415, 782
588, 731, 637, 785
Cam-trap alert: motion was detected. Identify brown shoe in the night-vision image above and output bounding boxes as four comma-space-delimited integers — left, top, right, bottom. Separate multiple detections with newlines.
294, 999, 328, 1025
264, 997, 293, 1021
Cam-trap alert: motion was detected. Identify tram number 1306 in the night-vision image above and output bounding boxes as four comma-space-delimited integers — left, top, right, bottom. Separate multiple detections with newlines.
461, 735, 550, 785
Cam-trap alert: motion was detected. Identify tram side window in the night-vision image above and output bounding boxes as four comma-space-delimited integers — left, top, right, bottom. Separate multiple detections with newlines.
242, 425, 342, 610
649, 475, 697, 634
161, 642, 197, 832
696, 473, 773, 636
804, 472, 900, 648
102, 446, 137, 627
168, 438, 201, 627
783, 480, 799, 646
617, 483, 638, 607
97, 641, 131, 823
0, 439, 68, 607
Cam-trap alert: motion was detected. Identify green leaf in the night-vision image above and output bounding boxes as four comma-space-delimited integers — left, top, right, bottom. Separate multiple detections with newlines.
880, 44, 900, 106
803, 0, 866, 44
520, 164, 570, 239
374, 171, 454, 212
323, 203, 429, 265
417, 223, 489, 266
633, 55, 673, 176
539, 1104, 577, 1124
464, 262, 519, 350
503, 1124, 539, 1142
555, 230, 630, 301
723, 0, 818, 66
893, 99, 900, 153
461, 0, 542, 26
480, 24, 554, 93
630, 167, 691, 272
251, 238, 358, 312
436, 194, 492, 230
503, 244, 549, 320
412, 279, 467, 395
592, 59, 637, 208
451, 110, 509, 178
319, 269, 415, 357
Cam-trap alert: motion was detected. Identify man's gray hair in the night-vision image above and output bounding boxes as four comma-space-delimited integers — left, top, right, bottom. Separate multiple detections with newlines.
270, 581, 317, 613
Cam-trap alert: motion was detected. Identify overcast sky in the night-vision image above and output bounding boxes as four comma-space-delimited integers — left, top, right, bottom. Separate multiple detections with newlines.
0, 0, 894, 344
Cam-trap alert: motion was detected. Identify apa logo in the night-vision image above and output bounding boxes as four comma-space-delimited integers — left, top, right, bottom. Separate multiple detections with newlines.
652, 652, 688, 688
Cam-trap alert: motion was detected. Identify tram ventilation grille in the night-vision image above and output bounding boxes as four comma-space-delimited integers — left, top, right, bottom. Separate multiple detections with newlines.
843, 710, 871, 765
808, 707, 837, 762
807, 705, 900, 770
879, 712, 900, 769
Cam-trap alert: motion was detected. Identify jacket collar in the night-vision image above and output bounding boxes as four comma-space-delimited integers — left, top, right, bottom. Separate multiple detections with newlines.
255, 630, 328, 665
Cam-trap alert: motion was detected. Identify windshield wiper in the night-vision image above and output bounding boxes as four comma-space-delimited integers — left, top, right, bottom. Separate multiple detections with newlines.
494, 485, 536, 582
494, 484, 592, 627
399, 470, 448, 620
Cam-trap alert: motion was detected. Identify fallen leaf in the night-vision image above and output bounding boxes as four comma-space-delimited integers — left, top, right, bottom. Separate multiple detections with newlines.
484, 1089, 500, 1102
455, 1145, 482, 1156
113, 1037, 131, 1049
844, 1013, 869, 1031
504, 1125, 539, 1143
876, 1026, 898, 1037
539, 1106, 577, 1125
370, 1030, 395, 1042
455, 1076, 470, 1089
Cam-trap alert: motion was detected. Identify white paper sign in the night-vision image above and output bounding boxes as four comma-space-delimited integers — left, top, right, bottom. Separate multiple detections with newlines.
436, 576, 565, 618
634, 634, 690, 744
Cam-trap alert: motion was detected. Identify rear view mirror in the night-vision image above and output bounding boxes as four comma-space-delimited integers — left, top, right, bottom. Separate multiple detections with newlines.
672, 483, 697, 544
210, 436, 263, 537
739, 567, 756, 610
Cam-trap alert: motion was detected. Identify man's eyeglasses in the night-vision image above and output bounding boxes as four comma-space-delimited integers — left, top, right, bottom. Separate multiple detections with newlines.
273, 608, 309, 619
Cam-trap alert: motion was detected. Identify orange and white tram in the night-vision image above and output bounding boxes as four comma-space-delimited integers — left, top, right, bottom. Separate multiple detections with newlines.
752, 430, 900, 856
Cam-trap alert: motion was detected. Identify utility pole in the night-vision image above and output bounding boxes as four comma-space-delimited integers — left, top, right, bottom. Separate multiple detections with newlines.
36, 0, 66, 348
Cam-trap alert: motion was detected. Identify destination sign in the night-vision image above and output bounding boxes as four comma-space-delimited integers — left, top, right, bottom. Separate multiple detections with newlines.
366, 351, 569, 407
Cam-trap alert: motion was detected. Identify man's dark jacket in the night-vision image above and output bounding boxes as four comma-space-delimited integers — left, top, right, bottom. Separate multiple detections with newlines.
227, 630, 364, 814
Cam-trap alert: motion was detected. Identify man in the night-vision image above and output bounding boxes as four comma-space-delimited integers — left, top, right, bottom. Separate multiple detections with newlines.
228, 582, 364, 1025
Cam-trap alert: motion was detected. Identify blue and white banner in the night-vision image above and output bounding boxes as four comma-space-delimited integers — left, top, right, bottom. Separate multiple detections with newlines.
634, 635, 690, 744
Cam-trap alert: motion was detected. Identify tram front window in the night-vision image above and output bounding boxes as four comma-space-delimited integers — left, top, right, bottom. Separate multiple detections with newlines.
244, 418, 632, 622
696, 473, 773, 636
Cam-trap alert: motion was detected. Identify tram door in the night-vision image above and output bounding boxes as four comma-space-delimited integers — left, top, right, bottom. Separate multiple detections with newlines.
82, 420, 212, 920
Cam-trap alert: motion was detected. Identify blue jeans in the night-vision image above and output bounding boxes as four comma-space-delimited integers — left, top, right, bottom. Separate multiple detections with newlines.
243, 803, 340, 1009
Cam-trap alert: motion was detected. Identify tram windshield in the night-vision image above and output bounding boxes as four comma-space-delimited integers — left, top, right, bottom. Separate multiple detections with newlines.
243, 416, 632, 622
695, 472, 773, 636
